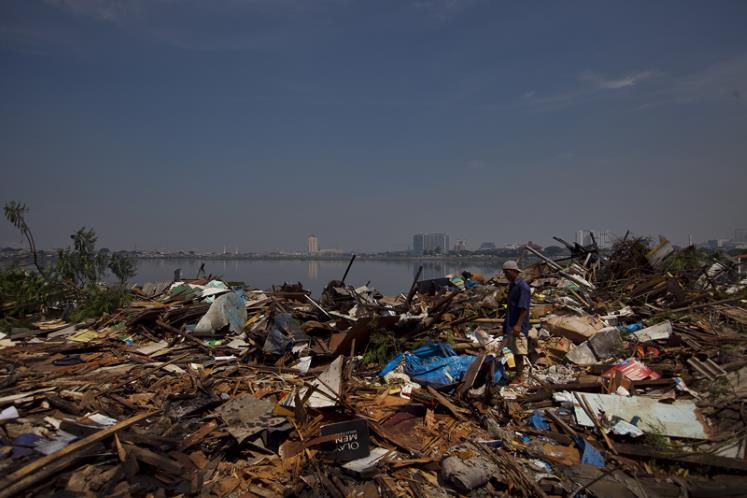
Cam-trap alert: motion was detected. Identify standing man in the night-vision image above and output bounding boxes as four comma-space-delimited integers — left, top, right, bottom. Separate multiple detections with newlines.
502, 260, 531, 382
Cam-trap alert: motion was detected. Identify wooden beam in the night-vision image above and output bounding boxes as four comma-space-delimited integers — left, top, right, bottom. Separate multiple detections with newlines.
614, 443, 747, 472
0, 410, 159, 498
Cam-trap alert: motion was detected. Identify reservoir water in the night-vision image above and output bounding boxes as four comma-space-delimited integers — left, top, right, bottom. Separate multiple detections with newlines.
131, 258, 507, 297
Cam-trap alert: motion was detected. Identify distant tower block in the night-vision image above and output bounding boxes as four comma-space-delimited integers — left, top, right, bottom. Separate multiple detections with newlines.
308, 234, 319, 254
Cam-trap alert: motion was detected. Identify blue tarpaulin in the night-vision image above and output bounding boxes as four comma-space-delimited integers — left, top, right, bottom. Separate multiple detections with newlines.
379, 342, 478, 387
529, 410, 550, 431
618, 323, 643, 333
491, 359, 505, 384
12, 434, 42, 458
573, 436, 605, 468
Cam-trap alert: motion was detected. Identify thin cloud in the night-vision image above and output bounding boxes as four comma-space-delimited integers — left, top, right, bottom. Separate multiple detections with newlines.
521, 68, 658, 112
579, 70, 656, 90
635, 54, 747, 110
674, 54, 747, 103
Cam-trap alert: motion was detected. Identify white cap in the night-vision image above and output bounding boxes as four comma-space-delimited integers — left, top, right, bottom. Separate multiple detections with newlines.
502, 260, 520, 272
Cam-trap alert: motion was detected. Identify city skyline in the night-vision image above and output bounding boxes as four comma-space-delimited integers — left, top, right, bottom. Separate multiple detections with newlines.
2, 2, 746, 252
412, 233, 450, 255
4, 225, 747, 255
6, 225, 746, 256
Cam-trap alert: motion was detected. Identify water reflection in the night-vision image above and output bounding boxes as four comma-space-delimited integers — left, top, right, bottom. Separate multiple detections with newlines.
308, 261, 319, 280
129, 258, 505, 296
419, 262, 446, 280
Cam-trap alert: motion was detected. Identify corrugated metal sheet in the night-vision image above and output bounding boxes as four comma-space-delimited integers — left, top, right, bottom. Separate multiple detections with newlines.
565, 392, 709, 439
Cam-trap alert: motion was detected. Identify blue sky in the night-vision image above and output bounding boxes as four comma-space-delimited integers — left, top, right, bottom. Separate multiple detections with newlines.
1, 0, 746, 252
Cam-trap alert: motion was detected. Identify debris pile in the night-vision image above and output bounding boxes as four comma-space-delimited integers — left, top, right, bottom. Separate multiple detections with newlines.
1, 240, 747, 497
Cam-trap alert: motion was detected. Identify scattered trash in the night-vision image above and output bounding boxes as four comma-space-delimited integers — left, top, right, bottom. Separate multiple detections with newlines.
135, 340, 169, 355
1, 237, 746, 496
341, 447, 393, 478
440, 445, 501, 493
543, 314, 604, 344
529, 410, 550, 431
65, 329, 101, 343
215, 393, 286, 443
561, 391, 709, 439
379, 342, 477, 388
0, 406, 19, 421
194, 290, 247, 335
296, 355, 344, 408
603, 358, 661, 381
610, 419, 644, 438
631, 320, 673, 342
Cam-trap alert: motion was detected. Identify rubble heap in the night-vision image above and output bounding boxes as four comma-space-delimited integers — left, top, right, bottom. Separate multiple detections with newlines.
1, 239, 747, 497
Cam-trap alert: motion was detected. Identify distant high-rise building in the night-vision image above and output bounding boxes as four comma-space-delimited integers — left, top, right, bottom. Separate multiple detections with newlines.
307, 234, 319, 254
575, 230, 586, 246
479, 242, 496, 251
454, 240, 467, 252
424, 233, 449, 254
413, 234, 424, 255
597, 231, 613, 250
412, 233, 449, 255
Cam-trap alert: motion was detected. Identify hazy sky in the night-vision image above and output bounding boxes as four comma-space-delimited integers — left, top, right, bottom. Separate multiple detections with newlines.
2, 1, 746, 252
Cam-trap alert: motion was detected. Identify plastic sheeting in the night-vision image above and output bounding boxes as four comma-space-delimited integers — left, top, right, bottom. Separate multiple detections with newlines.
194, 291, 247, 335
379, 342, 477, 388
572, 436, 605, 468
262, 313, 308, 355
529, 410, 550, 431
603, 359, 661, 381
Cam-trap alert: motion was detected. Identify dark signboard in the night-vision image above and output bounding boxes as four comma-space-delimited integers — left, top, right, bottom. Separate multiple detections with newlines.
319, 418, 370, 462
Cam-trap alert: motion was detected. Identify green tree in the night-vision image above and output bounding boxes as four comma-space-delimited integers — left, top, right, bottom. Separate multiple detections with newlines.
3, 203, 137, 321
3, 201, 43, 275
109, 253, 136, 285
56, 228, 110, 288
55, 229, 136, 320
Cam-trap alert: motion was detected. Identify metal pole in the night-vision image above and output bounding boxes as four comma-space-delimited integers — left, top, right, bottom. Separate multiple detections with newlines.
341, 253, 357, 283
405, 265, 424, 305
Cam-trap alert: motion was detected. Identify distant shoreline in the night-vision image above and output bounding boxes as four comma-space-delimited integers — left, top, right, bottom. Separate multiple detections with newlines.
132, 254, 514, 263
1, 252, 520, 266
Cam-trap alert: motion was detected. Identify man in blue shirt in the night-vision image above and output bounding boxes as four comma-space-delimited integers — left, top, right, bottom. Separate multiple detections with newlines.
502, 260, 531, 381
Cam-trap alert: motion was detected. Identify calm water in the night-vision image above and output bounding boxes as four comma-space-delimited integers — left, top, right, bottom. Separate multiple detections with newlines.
130, 258, 506, 297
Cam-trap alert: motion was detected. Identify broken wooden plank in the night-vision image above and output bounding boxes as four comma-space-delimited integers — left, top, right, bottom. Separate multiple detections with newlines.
614, 443, 747, 472
426, 385, 468, 420
0, 410, 160, 498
